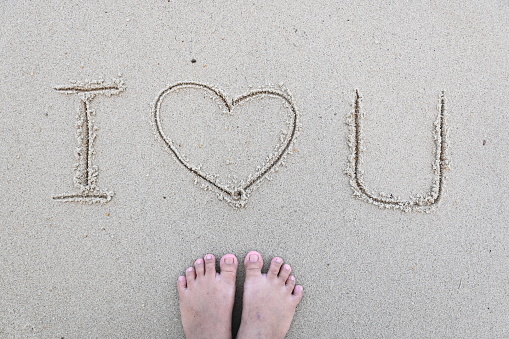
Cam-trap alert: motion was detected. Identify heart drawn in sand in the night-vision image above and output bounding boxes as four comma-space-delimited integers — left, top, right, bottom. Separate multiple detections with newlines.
153, 82, 298, 207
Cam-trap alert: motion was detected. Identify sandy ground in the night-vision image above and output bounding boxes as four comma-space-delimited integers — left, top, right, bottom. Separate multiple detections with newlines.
1, 1, 508, 338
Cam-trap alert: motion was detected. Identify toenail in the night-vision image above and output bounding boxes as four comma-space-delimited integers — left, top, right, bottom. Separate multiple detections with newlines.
284, 264, 291, 271
289, 276, 295, 281
196, 259, 203, 265
186, 267, 193, 272
249, 254, 259, 262
205, 254, 212, 260
275, 257, 283, 263
225, 257, 234, 264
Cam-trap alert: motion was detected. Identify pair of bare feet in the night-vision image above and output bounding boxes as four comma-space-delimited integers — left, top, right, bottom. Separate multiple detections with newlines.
177, 251, 304, 339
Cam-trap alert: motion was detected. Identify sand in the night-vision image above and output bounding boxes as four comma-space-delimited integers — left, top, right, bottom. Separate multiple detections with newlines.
1, 1, 508, 338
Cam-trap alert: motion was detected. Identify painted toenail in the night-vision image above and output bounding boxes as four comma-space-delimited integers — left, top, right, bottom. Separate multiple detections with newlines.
205, 254, 212, 260
196, 259, 203, 264
249, 254, 259, 262
284, 264, 291, 270
275, 257, 283, 263
225, 257, 234, 264
289, 276, 295, 281
186, 267, 193, 272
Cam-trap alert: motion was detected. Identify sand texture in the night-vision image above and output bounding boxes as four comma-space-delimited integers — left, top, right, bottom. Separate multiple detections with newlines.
1, 1, 509, 338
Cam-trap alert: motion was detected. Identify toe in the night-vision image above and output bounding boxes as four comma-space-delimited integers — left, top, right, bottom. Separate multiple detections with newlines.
194, 258, 205, 276
204, 254, 216, 277
267, 257, 284, 279
244, 251, 263, 278
185, 266, 196, 283
219, 254, 238, 275
278, 264, 292, 282
285, 275, 296, 291
292, 285, 304, 303
177, 275, 187, 294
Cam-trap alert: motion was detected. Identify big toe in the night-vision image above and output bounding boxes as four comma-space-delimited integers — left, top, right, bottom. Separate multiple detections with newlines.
219, 254, 238, 281
244, 250, 263, 278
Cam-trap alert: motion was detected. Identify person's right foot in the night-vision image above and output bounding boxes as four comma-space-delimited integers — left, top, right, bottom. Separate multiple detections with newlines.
236, 251, 304, 339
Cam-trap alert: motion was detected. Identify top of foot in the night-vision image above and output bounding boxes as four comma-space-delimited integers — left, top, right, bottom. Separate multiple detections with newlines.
237, 251, 304, 339
177, 253, 238, 339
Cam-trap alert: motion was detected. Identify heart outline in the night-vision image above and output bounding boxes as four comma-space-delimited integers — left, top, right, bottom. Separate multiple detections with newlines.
153, 82, 298, 207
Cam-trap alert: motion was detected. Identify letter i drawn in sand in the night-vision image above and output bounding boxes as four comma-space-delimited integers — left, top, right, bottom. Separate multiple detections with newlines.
345, 90, 450, 212
53, 78, 125, 203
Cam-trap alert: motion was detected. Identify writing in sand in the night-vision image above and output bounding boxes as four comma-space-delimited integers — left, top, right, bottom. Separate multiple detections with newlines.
52, 77, 448, 212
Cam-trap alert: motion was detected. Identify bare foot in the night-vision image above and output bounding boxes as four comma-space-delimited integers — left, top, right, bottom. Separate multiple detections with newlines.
237, 251, 304, 339
177, 253, 238, 339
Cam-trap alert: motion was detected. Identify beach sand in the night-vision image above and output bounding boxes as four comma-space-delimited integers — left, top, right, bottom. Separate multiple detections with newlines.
1, 1, 508, 337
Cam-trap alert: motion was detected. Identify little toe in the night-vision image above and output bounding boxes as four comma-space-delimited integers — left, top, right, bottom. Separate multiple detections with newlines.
292, 285, 304, 302
177, 275, 187, 294
219, 254, 238, 276
267, 257, 284, 279
194, 258, 205, 276
244, 251, 263, 278
278, 264, 292, 282
204, 254, 216, 277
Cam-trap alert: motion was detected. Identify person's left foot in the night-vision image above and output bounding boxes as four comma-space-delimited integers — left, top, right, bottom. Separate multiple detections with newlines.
177, 253, 238, 339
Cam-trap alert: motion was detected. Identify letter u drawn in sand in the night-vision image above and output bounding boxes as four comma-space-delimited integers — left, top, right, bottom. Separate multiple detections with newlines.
153, 82, 299, 208
346, 90, 449, 212
53, 78, 125, 203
